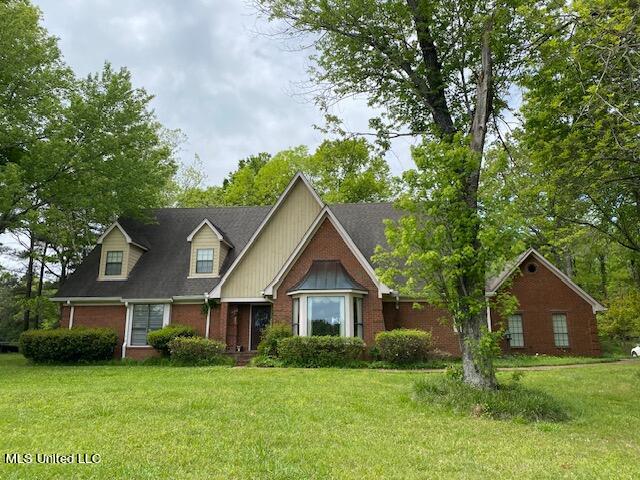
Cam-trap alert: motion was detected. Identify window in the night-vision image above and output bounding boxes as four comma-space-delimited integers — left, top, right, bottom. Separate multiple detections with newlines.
353, 297, 363, 339
507, 314, 524, 348
131, 304, 164, 346
292, 298, 300, 336
196, 248, 214, 274
552, 313, 569, 347
105, 251, 123, 276
308, 296, 344, 336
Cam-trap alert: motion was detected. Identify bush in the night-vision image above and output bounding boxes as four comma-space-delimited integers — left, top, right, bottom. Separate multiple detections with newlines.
19, 327, 118, 363
168, 337, 232, 366
375, 329, 433, 364
598, 291, 640, 341
257, 323, 292, 358
147, 324, 197, 356
413, 376, 569, 422
250, 355, 285, 368
277, 336, 365, 367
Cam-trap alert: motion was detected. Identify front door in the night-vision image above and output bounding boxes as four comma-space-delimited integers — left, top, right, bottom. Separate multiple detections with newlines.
250, 304, 271, 351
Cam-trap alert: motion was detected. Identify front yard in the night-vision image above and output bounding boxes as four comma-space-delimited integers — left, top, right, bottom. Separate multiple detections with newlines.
0, 353, 638, 479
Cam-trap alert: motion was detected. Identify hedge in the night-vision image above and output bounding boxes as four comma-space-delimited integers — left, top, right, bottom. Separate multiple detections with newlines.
168, 337, 232, 366
375, 329, 433, 364
19, 328, 118, 363
277, 336, 365, 367
257, 323, 292, 358
147, 324, 197, 356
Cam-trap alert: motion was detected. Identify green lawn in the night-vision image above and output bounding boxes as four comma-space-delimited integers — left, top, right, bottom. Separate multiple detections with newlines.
1, 354, 639, 479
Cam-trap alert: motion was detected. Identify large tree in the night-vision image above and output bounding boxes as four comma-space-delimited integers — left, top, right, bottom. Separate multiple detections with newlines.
1, 1, 178, 236
257, 0, 542, 388
174, 139, 392, 207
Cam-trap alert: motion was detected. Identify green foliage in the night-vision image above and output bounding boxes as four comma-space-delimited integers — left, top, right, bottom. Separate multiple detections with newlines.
172, 139, 392, 207
19, 327, 118, 363
249, 355, 285, 368
256, 323, 292, 358
147, 324, 197, 356
598, 291, 640, 341
167, 337, 231, 366
467, 326, 504, 380
374, 329, 433, 364
414, 376, 569, 422
277, 336, 366, 367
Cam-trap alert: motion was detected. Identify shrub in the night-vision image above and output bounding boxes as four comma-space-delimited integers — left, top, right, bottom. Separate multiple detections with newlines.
19, 327, 118, 363
598, 291, 640, 341
277, 336, 365, 367
168, 337, 232, 366
250, 355, 285, 368
147, 324, 197, 356
413, 377, 569, 422
257, 323, 292, 358
375, 329, 433, 364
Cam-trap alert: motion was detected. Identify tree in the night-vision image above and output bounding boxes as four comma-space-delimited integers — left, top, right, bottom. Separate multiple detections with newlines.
1, 1, 178, 236
257, 0, 541, 388
519, 0, 639, 257
173, 139, 393, 207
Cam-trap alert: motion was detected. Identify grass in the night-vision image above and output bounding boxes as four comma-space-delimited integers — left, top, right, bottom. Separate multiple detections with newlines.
414, 374, 570, 422
0, 353, 639, 479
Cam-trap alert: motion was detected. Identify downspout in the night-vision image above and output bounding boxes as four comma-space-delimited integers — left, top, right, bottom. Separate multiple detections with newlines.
486, 303, 492, 332
67, 300, 75, 329
204, 293, 211, 339
122, 301, 130, 359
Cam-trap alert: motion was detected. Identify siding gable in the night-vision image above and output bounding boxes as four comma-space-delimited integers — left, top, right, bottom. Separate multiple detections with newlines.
98, 228, 143, 280
221, 179, 323, 298
189, 224, 223, 277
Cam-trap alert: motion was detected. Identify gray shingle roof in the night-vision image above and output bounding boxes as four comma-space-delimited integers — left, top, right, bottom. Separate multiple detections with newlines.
56, 202, 401, 299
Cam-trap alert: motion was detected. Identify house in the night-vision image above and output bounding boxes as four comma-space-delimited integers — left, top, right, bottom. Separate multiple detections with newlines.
52, 173, 605, 359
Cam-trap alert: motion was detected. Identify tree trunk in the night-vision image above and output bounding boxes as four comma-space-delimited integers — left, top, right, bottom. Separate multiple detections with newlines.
598, 253, 607, 300
23, 233, 35, 331
459, 309, 496, 389
34, 242, 48, 329
457, 16, 496, 389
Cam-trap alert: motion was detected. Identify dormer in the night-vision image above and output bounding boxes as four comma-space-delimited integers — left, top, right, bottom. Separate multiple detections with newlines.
187, 219, 232, 278
97, 222, 147, 281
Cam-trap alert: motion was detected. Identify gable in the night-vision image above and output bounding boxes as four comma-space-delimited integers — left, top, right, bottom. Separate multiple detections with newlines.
490, 249, 606, 313
221, 178, 323, 299
188, 224, 224, 277
275, 218, 379, 299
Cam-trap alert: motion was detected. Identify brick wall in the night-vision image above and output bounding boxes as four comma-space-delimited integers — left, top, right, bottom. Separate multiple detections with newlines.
171, 304, 207, 336
383, 301, 461, 355
60, 305, 127, 358
273, 218, 386, 347
490, 253, 601, 356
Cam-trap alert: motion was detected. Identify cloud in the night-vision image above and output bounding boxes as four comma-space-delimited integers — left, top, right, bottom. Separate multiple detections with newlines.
34, 0, 412, 185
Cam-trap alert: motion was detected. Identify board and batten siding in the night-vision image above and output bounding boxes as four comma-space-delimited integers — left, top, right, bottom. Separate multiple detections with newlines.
189, 225, 223, 277
98, 228, 142, 280
222, 180, 322, 298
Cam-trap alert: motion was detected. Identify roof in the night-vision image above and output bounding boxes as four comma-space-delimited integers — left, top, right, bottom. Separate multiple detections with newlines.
55, 202, 399, 300
288, 260, 367, 293
486, 248, 606, 313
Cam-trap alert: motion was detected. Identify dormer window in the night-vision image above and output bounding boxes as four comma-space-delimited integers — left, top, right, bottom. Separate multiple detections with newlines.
187, 219, 232, 278
196, 248, 214, 274
105, 251, 123, 276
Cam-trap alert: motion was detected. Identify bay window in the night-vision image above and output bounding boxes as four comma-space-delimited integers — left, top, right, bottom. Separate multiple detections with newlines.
308, 296, 344, 336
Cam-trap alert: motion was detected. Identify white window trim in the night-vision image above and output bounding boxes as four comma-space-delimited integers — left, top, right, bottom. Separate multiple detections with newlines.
125, 302, 171, 348
293, 292, 363, 338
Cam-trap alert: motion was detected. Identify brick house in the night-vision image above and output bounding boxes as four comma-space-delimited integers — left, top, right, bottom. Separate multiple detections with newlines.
52, 173, 605, 359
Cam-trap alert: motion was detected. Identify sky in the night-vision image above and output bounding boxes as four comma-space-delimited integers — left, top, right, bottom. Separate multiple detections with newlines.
33, 0, 415, 186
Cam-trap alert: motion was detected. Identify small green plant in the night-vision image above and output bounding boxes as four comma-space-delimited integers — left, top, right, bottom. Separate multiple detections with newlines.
257, 323, 292, 358
444, 364, 464, 381
250, 356, 285, 368
278, 336, 366, 367
375, 329, 433, 364
147, 324, 197, 356
19, 327, 118, 363
168, 337, 232, 366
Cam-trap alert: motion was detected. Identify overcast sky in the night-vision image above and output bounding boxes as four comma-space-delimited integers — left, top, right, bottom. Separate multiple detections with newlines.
33, 0, 415, 185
